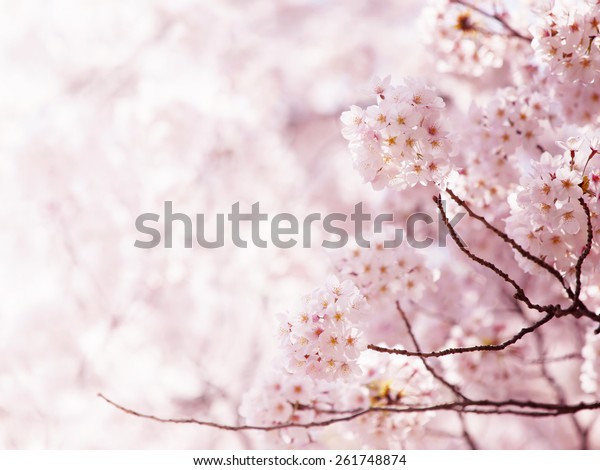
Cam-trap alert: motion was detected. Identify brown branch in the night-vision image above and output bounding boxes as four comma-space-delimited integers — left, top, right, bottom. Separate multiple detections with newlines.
507, 282, 587, 448
434, 194, 547, 313
458, 413, 478, 450
97, 393, 371, 431
98, 393, 600, 432
442, 190, 600, 331
558, 198, 600, 331
395, 300, 467, 400
470, 398, 600, 414
528, 310, 589, 449
574, 197, 593, 301
445, 188, 574, 300
450, 0, 533, 42
368, 311, 554, 358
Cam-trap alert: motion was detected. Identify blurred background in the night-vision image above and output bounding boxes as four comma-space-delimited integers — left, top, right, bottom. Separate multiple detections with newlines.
0, 0, 436, 448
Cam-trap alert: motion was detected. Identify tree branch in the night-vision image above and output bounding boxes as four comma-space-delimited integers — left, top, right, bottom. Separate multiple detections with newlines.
434, 194, 548, 313
450, 0, 533, 42
368, 311, 554, 358
574, 197, 593, 301
98, 393, 600, 432
436, 192, 600, 331
394, 300, 467, 400
458, 413, 478, 450
445, 188, 574, 300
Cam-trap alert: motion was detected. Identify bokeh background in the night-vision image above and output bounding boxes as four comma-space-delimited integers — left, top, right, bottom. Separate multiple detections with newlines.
0, 0, 435, 448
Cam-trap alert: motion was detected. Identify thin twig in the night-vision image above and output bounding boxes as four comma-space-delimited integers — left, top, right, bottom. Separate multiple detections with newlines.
527, 309, 589, 450
368, 311, 554, 358
574, 197, 594, 301
395, 300, 467, 400
458, 413, 478, 450
450, 0, 533, 42
434, 194, 547, 313
98, 393, 600, 432
445, 188, 573, 300
98, 393, 371, 431
442, 191, 599, 330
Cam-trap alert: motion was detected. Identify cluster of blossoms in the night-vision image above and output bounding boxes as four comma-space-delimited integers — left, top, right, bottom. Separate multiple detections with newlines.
241, 0, 600, 450
449, 86, 560, 214
340, 76, 454, 191
277, 276, 369, 381
332, 235, 436, 345
339, 350, 437, 449
239, 350, 437, 447
531, 0, 600, 84
239, 374, 319, 432
240, 274, 438, 447
553, 79, 600, 125
505, 137, 600, 277
466, 86, 558, 155
422, 0, 513, 77
531, 2, 600, 127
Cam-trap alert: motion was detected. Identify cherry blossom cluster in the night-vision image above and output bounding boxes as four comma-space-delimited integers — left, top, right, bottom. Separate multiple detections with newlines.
340, 77, 454, 191
277, 276, 369, 382
338, 350, 437, 448
239, 373, 319, 433
466, 86, 558, 155
553, 79, 600, 126
422, 0, 511, 77
239, 350, 437, 447
449, 86, 559, 213
11, 0, 600, 452
240, 0, 600, 449
505, 138, 600, 277
531, 0, 600, 84
240, 268, 440, 446
331, 235, 436, 345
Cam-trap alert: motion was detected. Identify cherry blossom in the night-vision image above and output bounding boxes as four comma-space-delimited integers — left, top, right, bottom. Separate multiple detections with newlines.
531, 1, 600, 84
278, 276, 369, 382
6, 0, 600, 452
341, 78, 455, 191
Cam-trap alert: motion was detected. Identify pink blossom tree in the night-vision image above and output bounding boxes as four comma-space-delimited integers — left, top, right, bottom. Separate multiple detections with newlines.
3, 0, 600, 450
97, 0, 600, 450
